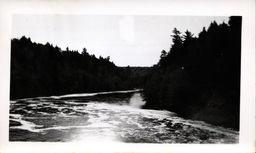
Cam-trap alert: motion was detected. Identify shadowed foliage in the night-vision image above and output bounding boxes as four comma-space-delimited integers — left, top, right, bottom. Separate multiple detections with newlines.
10, 37, 149, 99
143, 16, 241, 130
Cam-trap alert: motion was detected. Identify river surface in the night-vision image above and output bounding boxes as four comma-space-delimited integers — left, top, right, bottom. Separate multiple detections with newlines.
9, 90, 238, 143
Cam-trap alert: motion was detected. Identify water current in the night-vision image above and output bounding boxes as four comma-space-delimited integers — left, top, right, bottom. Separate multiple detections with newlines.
9, 90, 238, 143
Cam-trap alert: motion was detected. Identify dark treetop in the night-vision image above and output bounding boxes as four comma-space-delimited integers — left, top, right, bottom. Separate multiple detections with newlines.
10, 37, 149, 99
143, 16, 241, 130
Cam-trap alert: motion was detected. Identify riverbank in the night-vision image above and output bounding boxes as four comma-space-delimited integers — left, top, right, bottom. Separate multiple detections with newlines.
142, 92, 239, 131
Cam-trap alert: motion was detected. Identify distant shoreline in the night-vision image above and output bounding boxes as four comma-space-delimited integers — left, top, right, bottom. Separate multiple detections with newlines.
11, 89, 142, 100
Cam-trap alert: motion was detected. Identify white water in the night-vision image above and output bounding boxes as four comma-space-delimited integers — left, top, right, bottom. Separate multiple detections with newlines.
9, 90, 238, 143
50, 89, 142, 99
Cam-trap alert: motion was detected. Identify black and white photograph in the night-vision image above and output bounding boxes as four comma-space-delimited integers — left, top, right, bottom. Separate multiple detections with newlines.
9, 15, 241, 143
0, 0, 255, 153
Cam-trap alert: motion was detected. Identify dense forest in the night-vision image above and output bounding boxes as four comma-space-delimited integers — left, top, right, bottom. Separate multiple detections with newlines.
10, 37, 149, 99
143, 16, 242, 130
10, 16, 241, 130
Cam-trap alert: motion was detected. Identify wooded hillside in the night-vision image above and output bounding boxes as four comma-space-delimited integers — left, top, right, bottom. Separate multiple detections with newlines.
10, 37, 148, 99
143, 16, 241, 130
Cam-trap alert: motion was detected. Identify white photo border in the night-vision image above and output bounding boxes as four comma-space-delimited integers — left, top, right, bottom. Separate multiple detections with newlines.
0, 0, 255, 153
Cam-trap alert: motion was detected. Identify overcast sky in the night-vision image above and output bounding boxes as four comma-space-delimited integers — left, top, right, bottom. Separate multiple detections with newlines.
12, 15, 229, 66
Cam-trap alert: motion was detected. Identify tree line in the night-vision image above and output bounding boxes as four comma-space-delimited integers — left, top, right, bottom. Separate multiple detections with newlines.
10, 37, 148, 99
10, 16, 241, 130
143, 16, 241, 130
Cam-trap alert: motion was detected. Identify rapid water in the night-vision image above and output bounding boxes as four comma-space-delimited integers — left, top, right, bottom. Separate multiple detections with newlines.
9, 90, 238, 143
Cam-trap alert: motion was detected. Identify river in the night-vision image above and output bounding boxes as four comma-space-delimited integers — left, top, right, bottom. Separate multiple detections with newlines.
9, 90, 238, 143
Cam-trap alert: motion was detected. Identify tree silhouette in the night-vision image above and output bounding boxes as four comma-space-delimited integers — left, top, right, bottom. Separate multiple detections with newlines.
10, 37, 149, 99
143, 16, 242, 130
183, 30, 194, 41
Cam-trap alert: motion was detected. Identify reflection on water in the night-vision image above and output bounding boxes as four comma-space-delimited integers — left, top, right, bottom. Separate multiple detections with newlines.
9, 90, 238, 143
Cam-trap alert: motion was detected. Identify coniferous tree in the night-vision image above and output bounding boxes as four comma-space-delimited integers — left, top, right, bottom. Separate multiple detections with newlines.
143, 16, 242, 130
10, 37, 149, 99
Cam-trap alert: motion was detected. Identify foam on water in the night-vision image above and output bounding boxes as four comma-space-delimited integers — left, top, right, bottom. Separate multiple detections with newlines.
10, 114, 43, 133
129, 93, 146, 108
86, 122, 114, 128
9, 90, 239, 143
166, 116, 238, 137
85, 101, 238, 140
51, 89, 141, 99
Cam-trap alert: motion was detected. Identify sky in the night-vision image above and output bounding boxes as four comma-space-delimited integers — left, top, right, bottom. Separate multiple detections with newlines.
12, 15, 229, 66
